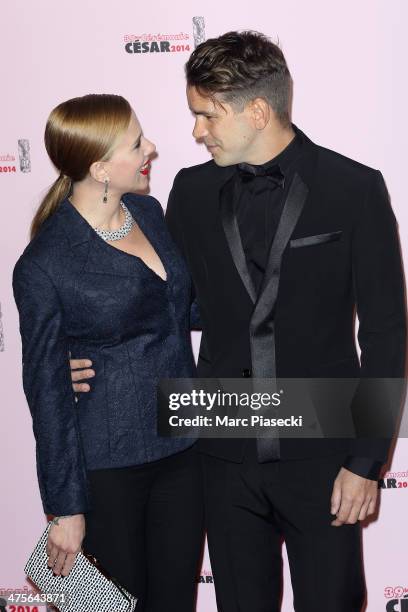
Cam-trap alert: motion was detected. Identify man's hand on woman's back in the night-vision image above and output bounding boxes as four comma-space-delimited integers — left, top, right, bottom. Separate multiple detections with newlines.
70, 358, 95, 394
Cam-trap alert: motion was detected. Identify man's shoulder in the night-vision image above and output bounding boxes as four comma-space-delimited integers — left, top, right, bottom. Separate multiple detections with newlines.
315, 142, 379, 183
173, 159, 232, 188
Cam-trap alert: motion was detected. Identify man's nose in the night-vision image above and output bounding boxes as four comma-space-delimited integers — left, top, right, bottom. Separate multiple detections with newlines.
193, 118, 208, 140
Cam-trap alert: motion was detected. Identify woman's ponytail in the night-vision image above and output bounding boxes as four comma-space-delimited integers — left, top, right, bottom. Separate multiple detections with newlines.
30, 174, 72, 239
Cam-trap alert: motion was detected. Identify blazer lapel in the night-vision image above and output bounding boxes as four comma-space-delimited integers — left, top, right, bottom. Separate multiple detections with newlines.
249, 132, 319, 379
250, 172, 309, 378
249, 172, 310, 462
85, 235, 134, 276
56, 198, 132, 277
219, 172, 257, 304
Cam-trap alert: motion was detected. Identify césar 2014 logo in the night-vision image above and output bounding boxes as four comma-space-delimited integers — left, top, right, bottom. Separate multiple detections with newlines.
125, 41, 191, 53
124, 33, 191, 54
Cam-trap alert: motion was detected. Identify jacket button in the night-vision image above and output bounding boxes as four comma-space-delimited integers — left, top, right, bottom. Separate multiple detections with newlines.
242, 368, 252, 378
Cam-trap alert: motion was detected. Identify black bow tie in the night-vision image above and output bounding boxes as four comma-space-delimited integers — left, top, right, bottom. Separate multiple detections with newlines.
237, 162, 285, 189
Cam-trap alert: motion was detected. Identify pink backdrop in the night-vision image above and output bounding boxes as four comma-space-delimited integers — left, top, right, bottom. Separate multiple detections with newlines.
1, 1, 407, 610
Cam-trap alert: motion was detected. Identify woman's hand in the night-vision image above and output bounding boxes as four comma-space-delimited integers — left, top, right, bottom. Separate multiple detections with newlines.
46, 514, 85, 577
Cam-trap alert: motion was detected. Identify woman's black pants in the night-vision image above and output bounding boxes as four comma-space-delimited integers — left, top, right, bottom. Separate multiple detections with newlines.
82, 446, 204, 612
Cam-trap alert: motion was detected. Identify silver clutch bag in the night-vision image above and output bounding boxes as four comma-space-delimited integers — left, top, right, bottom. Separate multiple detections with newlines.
24, 522, 138, 612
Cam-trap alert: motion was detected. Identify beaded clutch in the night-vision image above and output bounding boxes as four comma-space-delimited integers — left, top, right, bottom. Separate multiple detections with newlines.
25, 522, 138, 612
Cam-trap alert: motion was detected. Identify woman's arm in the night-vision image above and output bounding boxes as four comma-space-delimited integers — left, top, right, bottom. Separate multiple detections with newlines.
13, 257, 89, 574
12, 257, 91, 516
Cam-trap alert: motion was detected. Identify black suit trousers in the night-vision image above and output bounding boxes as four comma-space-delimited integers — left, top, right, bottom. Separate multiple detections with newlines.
202, 441, 365, 612
82, 446, 204, 612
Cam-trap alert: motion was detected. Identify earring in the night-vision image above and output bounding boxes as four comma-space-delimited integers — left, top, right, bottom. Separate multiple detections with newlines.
103, 178, 109, 203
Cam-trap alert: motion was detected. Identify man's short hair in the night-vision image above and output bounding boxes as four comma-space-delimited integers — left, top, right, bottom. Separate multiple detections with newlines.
185, 31, 292, 125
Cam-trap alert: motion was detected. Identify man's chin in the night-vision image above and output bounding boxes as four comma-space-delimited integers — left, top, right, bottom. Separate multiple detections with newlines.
211, 155, 235, 168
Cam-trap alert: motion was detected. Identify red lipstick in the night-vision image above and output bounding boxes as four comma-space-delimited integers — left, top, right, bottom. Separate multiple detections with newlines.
140, 162, 150, 176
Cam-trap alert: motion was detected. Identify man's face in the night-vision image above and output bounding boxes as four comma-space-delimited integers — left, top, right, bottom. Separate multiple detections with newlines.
187, 85, 257, 166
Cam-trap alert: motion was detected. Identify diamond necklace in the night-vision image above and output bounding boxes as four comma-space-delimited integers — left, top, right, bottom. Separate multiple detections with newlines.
94, 202, 135, 241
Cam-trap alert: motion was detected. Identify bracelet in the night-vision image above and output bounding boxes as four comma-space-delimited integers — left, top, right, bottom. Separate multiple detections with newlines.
51, 515, 71, 525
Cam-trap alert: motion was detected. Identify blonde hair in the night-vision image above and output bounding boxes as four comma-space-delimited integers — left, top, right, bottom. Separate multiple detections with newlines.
31, 94, 132, 239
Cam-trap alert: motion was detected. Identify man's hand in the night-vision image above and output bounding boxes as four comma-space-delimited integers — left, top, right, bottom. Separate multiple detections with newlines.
70, 358, 94, 393
46, 514, 85, 577
331, 467, 378, 526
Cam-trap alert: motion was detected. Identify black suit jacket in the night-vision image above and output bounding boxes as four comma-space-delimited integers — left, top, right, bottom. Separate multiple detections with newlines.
166, 129, 406, 470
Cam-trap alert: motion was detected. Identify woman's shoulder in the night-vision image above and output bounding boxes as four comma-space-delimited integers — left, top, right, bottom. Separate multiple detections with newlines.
122, 193, 165, 220
14, 209, 69, 278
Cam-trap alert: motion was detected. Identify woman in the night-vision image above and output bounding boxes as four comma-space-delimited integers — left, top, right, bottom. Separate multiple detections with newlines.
13, 94, 203, 611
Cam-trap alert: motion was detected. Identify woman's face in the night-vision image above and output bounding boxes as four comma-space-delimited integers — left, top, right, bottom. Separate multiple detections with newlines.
105, 111, 156, 194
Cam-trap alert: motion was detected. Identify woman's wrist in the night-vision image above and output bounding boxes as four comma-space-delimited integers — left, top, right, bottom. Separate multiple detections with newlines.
51, 515, 73, 525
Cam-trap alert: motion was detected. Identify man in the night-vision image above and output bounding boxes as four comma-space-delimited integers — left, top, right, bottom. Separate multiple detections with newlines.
71, 31, 406, 611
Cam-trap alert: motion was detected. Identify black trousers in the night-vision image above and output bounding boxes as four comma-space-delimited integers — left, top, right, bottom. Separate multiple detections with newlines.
82, 446, 204, 612
202, 441, 365, 612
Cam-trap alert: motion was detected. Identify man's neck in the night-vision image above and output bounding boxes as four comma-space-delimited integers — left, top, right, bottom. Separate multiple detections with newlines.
246, 124, 296, 165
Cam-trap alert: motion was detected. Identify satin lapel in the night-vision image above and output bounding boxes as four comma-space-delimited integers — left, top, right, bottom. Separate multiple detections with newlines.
219, 173, 257, 304
250, 130, 317, 462
250, 172, 309, 378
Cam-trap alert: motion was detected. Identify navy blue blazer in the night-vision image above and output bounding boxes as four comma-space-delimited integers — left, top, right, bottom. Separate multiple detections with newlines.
13, 194, 197, 516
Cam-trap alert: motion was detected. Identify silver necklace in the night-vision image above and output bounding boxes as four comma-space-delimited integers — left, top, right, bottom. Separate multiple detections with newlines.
94, 202, 135, 241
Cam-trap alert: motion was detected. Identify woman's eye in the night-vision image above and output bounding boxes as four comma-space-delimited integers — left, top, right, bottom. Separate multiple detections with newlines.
134, 142, 141, 149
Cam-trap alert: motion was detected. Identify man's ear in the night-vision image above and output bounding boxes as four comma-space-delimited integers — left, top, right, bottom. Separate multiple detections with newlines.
248, 97, 271, 130
89, 160, 108, 184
